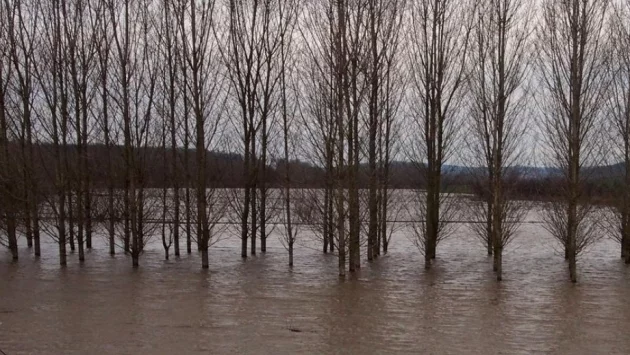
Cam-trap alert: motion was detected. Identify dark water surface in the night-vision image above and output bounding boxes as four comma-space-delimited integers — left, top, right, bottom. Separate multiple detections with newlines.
2, 220, 630, 354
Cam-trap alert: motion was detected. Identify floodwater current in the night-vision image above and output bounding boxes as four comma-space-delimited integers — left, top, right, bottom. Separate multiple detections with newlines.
1, 212, 630, 354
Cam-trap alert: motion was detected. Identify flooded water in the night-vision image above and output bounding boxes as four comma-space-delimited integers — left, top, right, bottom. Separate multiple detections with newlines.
2, 211, 630, 354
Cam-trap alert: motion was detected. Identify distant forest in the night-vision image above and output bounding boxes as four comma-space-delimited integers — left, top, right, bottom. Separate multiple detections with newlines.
14, 142, 624, 200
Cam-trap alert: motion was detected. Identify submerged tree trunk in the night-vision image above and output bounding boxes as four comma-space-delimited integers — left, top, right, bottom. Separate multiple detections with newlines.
68, 194, 75, 252
7, 214, 17, 261
32, 203, 40, 257
241, 123, 250, 258
1, 73, 17, 260
250, 137, 257, 256
487, 199, 493, 258
260, 115, 268, 253
124, 184, 130, 253
623, 144, 630, 260
367, 0, 379, 262
323, 186, 330, 253
381, 187, 388, 254
183, 58, 192, 256
241, 187, 249, 258
101, 58, 115, 255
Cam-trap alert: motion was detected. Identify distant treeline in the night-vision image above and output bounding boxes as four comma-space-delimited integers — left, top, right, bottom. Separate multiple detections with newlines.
12, 142, 622, 200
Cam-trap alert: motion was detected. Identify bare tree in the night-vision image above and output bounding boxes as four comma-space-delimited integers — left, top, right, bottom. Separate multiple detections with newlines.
407, 0, 474, 269
161, 0, 181, 258
278, 0, 299, 266
159, 105, 173, 260
95, 0, 117, 256
377, 45, 405, 255
467, 0, 532, 280
178, 0, 225, 268
155, 1, 177, 260
5, 0, 41, 256
606, 0, 630, 264
299, 0, 369, 275
365, 0, 404, 261
221, 0, 291, 259
297, 8, 337, 254
222, 0, 265, 258
32, 0, 71, 265
537, 0, 610, 282
0, 2, 19, 260
62, 0, 99, 262
108, 0, 160, 267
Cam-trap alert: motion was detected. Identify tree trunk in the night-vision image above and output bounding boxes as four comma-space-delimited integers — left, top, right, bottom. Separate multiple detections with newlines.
107, 135, 115, 256
367, 0, 379, 262
495, 246, 503, 281
59, 201, 67, 266
33, 213, 40, 257
0, 74, 17, 260
289, 241, 294, 267
83, 99, 91, 251
335, 0, 346, 277
487, 200, 494, 257
78, 227, 85, 262
323, 187, 329, 253
251, 186, 257, 255
59, 194, 67, 266
85, 190, 92, 249
338, 197, 346, 277
347, 88, 360, 271
328, 187, 335, 252
259, 186, 267, 253
241, 186, 249, 258
186, 187, 192, 254
425, 186, 436, 269
183, 65, 192, 255
241, 139, 250, 258
124, 185, 130, 253
260, 115, 268, 253
381, 187, 388, 254
568, 200, 578, 283
250, 137, 257, 256
7, 216, 18, 261
173, 186, 180, 258
380, 133, 390, 255
78, 196, 85, 262
568, 244, 577, 282
130, 183, 139, 268
68, 195, 75, 252
201, 248, 209, 269
424, 227, 431, 270
241, 119, 251, 258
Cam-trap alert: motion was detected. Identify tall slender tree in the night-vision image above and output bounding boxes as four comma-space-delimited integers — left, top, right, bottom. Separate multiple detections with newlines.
538, 0, 610, 282
408, 0, 473, 269
607, 0, 630, 264
0, 2, 19, 261
5, 0, 41, 256
178, 0, 224, 268
468, 0, 531, 280
366, 0, 404, 261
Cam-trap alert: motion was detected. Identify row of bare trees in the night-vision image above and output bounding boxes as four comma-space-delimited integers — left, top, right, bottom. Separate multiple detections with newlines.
2, 0, 630, 282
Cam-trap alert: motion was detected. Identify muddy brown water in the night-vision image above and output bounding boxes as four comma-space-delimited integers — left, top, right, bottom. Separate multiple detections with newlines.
1, 217, 630, 354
